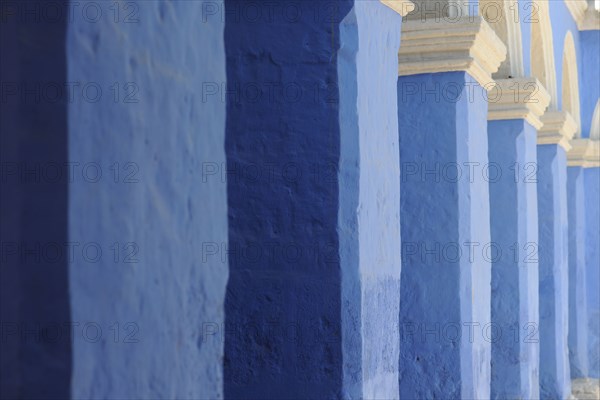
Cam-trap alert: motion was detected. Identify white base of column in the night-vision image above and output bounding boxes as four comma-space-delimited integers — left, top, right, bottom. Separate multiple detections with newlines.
571, 378, 600, 400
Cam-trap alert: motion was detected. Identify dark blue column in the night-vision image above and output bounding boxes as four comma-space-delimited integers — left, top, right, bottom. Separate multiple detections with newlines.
1, 2, 71, 398
224, 1, 404, 397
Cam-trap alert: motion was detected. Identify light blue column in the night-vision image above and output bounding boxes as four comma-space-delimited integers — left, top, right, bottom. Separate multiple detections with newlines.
339, 2, 403, 397
398, 71, 491, 399
567, 165, 590, 379
488, 119, 540, 400
537, 143, 571, 399
584, 166, 600, 378
68, 1, 228, 397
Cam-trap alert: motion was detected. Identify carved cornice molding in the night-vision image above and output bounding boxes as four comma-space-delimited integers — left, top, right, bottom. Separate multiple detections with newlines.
380, 0, 415, 16
487, 78, 551, 130
581, 7, 600, 30
397, 16, 507, 87
568, 138, 600, 167
538, 110, 578, 152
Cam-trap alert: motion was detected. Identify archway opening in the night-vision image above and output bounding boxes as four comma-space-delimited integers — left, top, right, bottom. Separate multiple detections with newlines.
530, 0, 557, 107
480, 0, 524, 78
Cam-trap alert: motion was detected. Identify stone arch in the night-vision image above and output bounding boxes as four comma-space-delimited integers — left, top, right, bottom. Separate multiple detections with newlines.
591, 100, 600, 140
530, 0, 558, 107
562, 31, 581, 136
479, 0, 524, 78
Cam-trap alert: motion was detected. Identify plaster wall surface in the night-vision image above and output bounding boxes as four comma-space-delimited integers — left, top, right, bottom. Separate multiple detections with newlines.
68, 1, 228, 397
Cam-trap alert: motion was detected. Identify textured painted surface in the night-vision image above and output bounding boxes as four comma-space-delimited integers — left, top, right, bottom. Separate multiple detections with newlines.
68, 1, 228, 397
584, 167, 600, 378
398, 72, 491, 400
567, 166, 589, 379
488, 119, 540, 400
579, 31, 600, 138
537, 144, 571, 399
224, 1, 402, 397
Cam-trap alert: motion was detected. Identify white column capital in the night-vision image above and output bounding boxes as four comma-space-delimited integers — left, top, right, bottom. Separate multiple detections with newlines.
487, 78, 551, 129
564, 0, 589, 29
538, 111, 578, 152
568, 138, 600, 167
581, 3, 600, 30
397, 16, 507, 86
380, 0, 415, 16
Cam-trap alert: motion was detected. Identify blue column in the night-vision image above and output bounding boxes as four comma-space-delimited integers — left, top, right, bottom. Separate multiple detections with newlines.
68, 1, 229, 397
488, 119, 540, 400
339, 2, 404, 397
567, 165, 589, 379
584, 166, 600, 378
224, 1, 404, 397
537, 143, 571, 399
0, 4, 71, 398
395, 16, 507, 398
398, 71, 492, 399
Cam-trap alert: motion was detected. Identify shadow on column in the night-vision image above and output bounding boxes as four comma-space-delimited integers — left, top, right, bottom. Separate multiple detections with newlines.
223, 1, 353, 398
0, 1, 71, 398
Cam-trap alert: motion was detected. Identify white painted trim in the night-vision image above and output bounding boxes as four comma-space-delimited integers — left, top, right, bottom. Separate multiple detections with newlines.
504, 0, 524, 77
380, 0, 415, 16
568, 138, 600, 166
531, 0, 558, 109
479, 0, 524, 78
538, 110, 578, 151
561, 31, 582, 136
591, 100, 600, 140
580, 6, 600, 30
398, 16, 507, 87
488, 78, 550, 129
564, 0, 589, 29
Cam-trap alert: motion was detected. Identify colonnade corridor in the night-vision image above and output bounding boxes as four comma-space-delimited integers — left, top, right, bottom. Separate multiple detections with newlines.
1, 0, 599, 399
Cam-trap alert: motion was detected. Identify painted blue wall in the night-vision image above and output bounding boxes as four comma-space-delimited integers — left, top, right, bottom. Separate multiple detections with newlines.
567, 166, 590, 379
398, 71, 491, 400
68, 1, 229, 397
579, 30, 600, 138
537, 144, 571, 398
488, 119, 540, 400
584, 167, 600, 378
